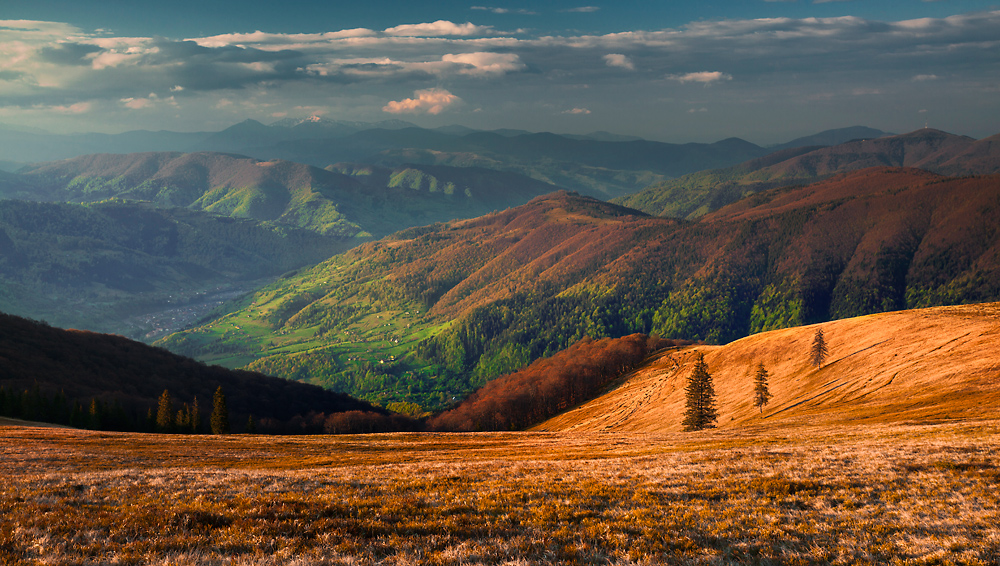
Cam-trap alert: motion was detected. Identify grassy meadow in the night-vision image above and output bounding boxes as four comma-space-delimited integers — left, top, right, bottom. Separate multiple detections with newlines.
3, 420, 999, 565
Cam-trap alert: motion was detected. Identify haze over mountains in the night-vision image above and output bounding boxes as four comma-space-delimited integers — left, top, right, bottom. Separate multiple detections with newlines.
0, 121, 893, 198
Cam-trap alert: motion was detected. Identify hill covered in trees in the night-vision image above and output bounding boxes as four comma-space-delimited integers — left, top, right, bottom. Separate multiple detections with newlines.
0, 312, 405, 434
157, 167, 1000, 411
616, 128, 1000, 219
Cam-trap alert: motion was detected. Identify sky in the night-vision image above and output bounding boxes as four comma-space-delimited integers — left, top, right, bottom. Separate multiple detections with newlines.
1, 1, 998, 144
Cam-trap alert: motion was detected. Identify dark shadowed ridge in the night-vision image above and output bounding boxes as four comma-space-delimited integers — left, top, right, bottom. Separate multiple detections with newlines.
0, 312, 387, 432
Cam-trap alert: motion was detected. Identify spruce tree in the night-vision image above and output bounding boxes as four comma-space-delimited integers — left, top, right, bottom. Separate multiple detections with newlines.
682, 353, 718, 431
88, 398, 103, 430
752, 362, 772, 414
190, 396, 200, 434
155, 389, 173, 433
175, 403, 190, 432
811, 328, 828, 369
210, 386, 230, 435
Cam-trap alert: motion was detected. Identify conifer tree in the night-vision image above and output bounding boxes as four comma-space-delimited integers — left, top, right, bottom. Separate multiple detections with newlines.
752, 362, 772, 414
175, 403, 190, 432
682, 353, 718, 431
811, 328, 828, 369
246, 414, 256, 434
88, 398, 103, 430
210, 386, 230, 435
155, 389, 173, 433
190, 396, 200, 434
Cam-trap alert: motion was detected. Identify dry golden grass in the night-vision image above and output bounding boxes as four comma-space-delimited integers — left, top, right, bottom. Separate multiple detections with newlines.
537, 302, 1000, 433
3, 420, 1000, 565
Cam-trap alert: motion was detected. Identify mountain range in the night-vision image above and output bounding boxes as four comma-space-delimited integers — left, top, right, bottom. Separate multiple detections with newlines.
0, 121, 893, 198
617, 128, 1000, 218
0, 152, 567, 337
156, 167, 1000, 410
11, 151, 564, 237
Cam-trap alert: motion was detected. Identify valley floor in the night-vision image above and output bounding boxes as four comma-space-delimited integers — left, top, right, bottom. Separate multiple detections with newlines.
2, 421, 999, 565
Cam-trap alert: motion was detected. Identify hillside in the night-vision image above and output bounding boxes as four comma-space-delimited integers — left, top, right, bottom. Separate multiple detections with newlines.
0, 200, 352, 338
617, 128, 998, 218
12, 152, 565, 238
156, 168, 1000, 410
0, 312, 394, 433
536, 302, 1000, 432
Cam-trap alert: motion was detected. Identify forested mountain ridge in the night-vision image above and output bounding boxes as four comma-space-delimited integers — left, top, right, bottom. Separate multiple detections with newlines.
616, 128, 999, 219
11, 151, 566, 238
246, 129, 772, 199
157, 167, 1000, 411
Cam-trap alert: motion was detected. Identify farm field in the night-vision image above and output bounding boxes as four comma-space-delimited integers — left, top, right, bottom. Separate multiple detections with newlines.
3, 420, 999, 565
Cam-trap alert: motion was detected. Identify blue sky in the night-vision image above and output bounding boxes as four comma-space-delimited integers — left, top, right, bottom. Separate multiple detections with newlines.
1, 1, 998, 143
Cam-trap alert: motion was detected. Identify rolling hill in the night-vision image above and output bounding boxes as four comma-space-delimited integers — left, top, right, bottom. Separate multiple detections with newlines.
156, 167, 1000, 410
616, 128, 1000, 219
535, 301, 1000, 432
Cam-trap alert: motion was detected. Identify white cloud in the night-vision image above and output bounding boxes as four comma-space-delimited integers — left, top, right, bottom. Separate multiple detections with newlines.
383, 88, 461, 114
563, 6, 600, 13
603, 53, 634, 70
120, 97, 153, 109
912, 74, 940, 81
442, 52, 525, 75
384, 21, 493, 37
687, 107, 708, 113
562, 107, 591, 114
50, 101, 92, 114
668, 71, 732, 84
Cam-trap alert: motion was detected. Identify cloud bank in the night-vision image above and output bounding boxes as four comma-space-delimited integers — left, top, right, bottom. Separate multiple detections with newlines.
0, 10, 997, 139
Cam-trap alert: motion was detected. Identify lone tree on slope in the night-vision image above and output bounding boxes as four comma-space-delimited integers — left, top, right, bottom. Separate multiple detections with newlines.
210, 386, 230, 435
682, 353, 718, 431
752, 362, 772, 414
811, 328, 828, 369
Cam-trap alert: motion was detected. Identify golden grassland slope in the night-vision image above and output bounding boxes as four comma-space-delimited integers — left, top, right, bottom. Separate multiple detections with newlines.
2, 421, 999, 564
537, 302, 1000, 433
